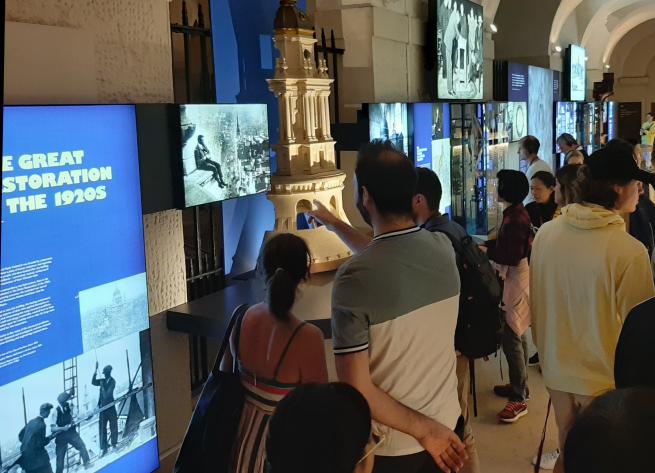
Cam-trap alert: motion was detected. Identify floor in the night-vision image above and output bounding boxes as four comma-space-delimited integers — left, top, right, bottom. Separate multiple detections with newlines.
470, 355, 559, 473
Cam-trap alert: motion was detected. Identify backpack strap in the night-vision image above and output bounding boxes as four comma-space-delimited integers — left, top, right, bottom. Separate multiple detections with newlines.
273, 322, 307, 381
433, 228, 468, 255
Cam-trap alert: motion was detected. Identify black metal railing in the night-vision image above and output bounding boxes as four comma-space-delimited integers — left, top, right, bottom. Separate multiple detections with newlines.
171, 0, 224, 393
314, 29, 345, 125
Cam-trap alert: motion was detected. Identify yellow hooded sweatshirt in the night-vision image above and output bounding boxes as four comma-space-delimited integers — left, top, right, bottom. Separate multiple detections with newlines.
530, 203, 655, 396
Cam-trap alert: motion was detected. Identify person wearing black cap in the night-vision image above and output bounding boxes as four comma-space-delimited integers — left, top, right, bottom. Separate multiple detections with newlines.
51, 391, 90, 473
17, 403, 55, 473
92, 362, 118, 456
194, 134, 227, 188
485, 170, 533, 424
529, 139, 655, 473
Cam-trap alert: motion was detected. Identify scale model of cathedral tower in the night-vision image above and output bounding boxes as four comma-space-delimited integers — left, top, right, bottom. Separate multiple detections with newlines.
266, 0, 352, 273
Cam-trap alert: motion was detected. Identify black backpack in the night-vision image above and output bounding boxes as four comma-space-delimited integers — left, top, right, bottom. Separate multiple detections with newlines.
435, 230, 502, 359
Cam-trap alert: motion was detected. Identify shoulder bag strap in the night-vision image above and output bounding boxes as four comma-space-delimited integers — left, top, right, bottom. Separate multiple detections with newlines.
273, 322, 307, 381
232, 307, 248, 373
211, 304, 248, 377
534, 398, 553, 473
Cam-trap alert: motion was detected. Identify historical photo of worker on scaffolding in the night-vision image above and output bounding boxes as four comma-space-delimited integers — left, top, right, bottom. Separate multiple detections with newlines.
180, 104, 271, 207
0, 331, 157, 473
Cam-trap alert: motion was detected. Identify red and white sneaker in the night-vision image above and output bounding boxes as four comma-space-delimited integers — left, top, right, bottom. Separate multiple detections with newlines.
498, 401, 528, 423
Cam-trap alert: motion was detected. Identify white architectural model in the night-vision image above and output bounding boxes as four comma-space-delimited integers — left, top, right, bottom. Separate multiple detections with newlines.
266, 0, 352, 272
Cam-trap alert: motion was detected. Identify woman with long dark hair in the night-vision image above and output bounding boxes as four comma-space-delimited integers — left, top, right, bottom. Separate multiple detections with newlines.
228, 234, 328, 473
526, 171, 557, 232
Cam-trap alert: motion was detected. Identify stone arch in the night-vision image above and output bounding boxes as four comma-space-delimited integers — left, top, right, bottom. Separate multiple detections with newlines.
611, 19, 655, 77
602, 5, 655, 66
296, 199, 313, 214
329, 195, 338, 215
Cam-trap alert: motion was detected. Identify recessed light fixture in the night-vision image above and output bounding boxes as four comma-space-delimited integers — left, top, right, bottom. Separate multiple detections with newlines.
605, 64, 611, 69
490, 23, 498, 33
554, 45, 563, 53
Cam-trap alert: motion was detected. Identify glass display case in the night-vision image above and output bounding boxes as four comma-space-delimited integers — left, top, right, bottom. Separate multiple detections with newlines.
485, 102, 512, 235
450, 103, 491, 236
583, 102, 602, 155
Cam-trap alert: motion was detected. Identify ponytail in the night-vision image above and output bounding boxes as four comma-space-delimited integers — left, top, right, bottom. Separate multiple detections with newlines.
266, 268, 296, 321
261, 234, 311, 321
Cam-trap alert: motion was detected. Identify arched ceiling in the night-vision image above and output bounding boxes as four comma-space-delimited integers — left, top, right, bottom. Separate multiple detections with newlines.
610, 18, 655, 77
547, 0, 655, 70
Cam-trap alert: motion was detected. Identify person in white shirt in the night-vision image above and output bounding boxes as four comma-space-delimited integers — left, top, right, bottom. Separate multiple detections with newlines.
519, 135, 552, 205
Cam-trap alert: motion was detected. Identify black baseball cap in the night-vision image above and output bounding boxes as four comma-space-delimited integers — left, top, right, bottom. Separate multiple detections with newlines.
587, 139, 655, 185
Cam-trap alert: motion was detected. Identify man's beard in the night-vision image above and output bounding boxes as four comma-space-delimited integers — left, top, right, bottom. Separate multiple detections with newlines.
356, 192, 372, 227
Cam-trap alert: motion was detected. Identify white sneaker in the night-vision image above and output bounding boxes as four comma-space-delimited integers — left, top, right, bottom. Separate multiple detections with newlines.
532, 449, 560, 470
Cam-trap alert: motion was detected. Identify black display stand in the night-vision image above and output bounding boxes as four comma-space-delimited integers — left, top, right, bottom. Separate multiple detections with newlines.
166, 274, 334, 341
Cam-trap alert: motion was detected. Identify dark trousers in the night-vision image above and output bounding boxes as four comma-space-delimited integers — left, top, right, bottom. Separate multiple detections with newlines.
22, 451, 53, 473
99, 406, 118, 452
197, 159, 225, 185
55, 432, 90, 473
25, 465, 53, 473
502, 323, 529, 402
373, 417, 465, 473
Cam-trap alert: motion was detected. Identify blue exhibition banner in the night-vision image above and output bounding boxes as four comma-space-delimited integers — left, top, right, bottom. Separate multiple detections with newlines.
1, 105, 159, 472
414, 103, 434, 169
508, 63, 529, 102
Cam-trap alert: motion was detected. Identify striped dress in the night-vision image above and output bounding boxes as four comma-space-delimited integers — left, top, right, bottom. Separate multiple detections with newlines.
230, 322, 306, 473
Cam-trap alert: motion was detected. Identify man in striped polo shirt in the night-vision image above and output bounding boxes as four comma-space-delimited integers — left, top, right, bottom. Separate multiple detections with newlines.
309, 141, 467, 473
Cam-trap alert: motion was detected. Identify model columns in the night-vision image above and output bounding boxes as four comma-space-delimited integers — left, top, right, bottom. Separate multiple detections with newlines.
318, 91, 331, 140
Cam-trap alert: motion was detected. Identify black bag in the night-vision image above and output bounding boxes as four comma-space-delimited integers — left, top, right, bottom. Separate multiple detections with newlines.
174, 304, 249, 473
437, 231, 502, 359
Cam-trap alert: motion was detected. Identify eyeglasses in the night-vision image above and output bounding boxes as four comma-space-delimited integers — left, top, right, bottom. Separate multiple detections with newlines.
357, 432, 386, 464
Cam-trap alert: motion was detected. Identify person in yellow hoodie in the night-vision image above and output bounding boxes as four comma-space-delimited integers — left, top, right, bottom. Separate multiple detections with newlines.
530, 139, 655, 473
640, 112, 655, 169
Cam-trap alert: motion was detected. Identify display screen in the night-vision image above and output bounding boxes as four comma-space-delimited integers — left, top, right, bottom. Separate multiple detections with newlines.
568, 45, 587, 102
1, 106, 159, 472
413, 103, 452, 215
606, 102, 617, 140
528, 66, 554, 167
555, 102, 580, 152
369, 103, 410, 155
506, 102, 527, 142
180, 104, 270, 208
435, 0, 484, 100
508, 63, 529, 102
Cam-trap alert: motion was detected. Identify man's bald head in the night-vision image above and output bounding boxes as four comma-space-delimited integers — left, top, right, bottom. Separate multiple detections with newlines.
355, 140, 417, 218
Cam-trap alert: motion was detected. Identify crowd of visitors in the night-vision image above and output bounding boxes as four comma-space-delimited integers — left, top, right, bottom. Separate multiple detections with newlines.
215, 135, 655, 473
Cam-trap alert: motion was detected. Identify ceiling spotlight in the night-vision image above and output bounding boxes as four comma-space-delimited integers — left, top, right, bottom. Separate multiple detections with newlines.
490, 23, 498, 33
605, 64, 611, 69
554, 45, 563, 53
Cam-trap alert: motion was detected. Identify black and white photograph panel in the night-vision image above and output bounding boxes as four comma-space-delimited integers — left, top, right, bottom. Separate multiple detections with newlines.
436, 0, 484, 100
180, 104, 270, 207
0, 331, 156, 473
369, 103, 410, 155
528, 66, 554, 164
79, 273, 149, 353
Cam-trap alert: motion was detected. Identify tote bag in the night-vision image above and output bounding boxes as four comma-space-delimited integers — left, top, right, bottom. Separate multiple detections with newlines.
175, 304, 249, 473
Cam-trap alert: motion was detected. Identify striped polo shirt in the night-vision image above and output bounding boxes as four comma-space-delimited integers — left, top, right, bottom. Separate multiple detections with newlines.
332, 226, 462, 457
